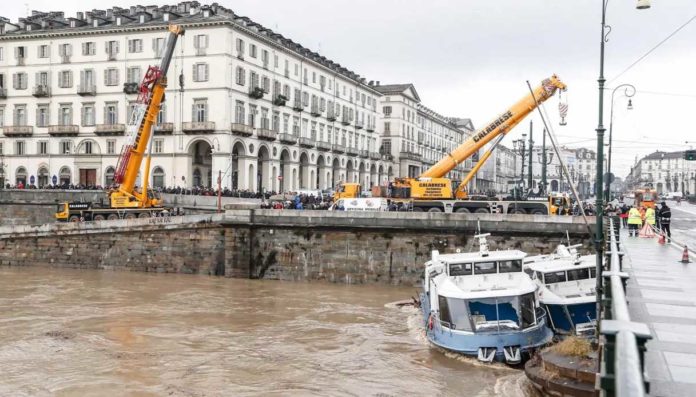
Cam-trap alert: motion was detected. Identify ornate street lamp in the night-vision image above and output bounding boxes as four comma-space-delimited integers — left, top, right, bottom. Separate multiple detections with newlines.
606, 83, 636, 202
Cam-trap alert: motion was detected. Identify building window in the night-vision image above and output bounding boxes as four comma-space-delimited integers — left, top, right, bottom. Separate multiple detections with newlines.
128, 39, 143, 53
58, 70, 73, 88
127, 66, 141, 84
193, 63, 209, 82
104, 68, 119, 86
14, 105, 27, 126
157, 105, 166, 124
106, 40, 119, 59
82, 42, 96, 56
193, 99, 208, 122
235, 67, 246, 86
236, 38, 245, 57
36, 141, 47, 155
193, 34, 208, 55
81, 104, 95, 126
235, 101, 245, 124
58, 43, 72, 59
38, 44, 50, 58
248, 105, 257, 127
384, 122, 391, 134
249, 43, 257, 58
0, 107, 4, 127
152, 167, 165, 188
153, 38, 165, 58
36, 105, 49, 127
383, 106, 392, 116
12, 72, 27, 90
107, 139, 115, 154
261, 49, 269, 67
15, 141, 25, 156
59, 105, 72, 126
104, 102, 118, 124
154, 139, 163, 154
61, 141, 72, 155
84, 141, 93, 154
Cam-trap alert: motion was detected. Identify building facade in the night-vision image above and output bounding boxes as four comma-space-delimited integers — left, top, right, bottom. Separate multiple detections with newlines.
626, 151, 696, 195
527, 145, 596, 198
0, 2, 395, 192
373, 84, 474, 184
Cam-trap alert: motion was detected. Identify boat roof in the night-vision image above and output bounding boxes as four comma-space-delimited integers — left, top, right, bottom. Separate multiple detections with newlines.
525, 255, 595, 273
436, 272, 537, 299
433, 249, 527, 264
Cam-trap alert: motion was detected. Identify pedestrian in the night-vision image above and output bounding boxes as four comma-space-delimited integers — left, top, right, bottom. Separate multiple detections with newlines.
627, 205, 642, 237
639, 206, 646, 226
657, 201, 672, 242
645, 205, 656, 229
620, 203, 629, 228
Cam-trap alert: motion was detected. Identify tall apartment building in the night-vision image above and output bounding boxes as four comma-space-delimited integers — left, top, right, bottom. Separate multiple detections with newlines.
626, 151, 696, 195
0, 2, 388, 191
373, 83, 474, 183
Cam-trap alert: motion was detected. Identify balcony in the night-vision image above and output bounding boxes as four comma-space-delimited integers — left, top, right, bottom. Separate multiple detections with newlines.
278, 133, 298, 145
369, 152, 381, 161
0, 88, 6, 99
299, 137, 315, 148
331, 144, 346, 154
399, 151, 421, 162
95, 124, 126, 135
77, 84, 96, 96
310, 106, 321, 117
359, 150, 369, 158
230, 123, 253, 137
154, 123, 174, 134
346, 147, 359, 156
355, 120, 364, 130
248, 86, 265, 99
2, 126, 33, 137
341, 117, 351, 126
32, 85, 51, 97
182, 121, 216, 134
327, 111, 337, 122
366, 124, 375, 132
16, 57, 26, 66
48, 125, 79, 137
61, 55, 71, 64
123, 82, 139, 94
292, 100, 305, 112
272, 94, 287, 107
257, 128, 277, 141
316, 141, 331, 151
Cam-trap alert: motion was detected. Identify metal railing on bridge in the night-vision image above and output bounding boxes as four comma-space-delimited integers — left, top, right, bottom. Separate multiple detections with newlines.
599, 217, 652, 397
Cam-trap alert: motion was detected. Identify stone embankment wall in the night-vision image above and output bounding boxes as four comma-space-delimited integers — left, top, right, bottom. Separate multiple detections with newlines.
0, 210, 595, 285
0, 190, 257, 225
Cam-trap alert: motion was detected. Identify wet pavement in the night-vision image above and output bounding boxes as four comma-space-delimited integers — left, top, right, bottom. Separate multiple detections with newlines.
622, 223, 696, 397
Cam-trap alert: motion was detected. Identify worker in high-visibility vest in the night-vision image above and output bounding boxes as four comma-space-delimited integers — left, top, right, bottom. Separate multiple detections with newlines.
645, 206, 656, 228
627, 205, 642, 237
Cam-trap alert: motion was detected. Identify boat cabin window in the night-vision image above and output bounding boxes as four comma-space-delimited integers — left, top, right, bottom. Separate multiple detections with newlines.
498, 259, 522, 273
438, 295, 452, 325
473, 261, 497, 275
590, 268, 597, 279
567, 268, 590, 281
469, 296, 520, 331
449, 263, 472, 276
438, 295, 472, 331
544, 271, 567, 284
524, 268, 534, 277
520, 293, 536, 328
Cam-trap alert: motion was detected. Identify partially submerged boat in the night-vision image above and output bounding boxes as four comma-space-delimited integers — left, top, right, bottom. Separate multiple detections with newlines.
420, 234, 553, 364
524, 253, 597, 337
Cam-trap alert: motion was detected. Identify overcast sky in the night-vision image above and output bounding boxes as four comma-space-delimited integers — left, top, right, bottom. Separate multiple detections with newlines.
5, 0, 696, 177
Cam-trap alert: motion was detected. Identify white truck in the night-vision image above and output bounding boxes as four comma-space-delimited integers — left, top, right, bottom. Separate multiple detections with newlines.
329, 198, 389, 212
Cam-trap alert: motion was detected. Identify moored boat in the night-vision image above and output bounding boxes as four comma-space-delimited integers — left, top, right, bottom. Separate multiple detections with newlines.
420, 233, 553, 364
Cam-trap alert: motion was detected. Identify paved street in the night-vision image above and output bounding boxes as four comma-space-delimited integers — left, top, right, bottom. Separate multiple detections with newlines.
622, 221, 696, 397
668, 201, 696, 249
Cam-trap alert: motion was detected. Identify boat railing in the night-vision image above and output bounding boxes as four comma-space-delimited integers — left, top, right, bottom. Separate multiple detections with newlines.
599, 217, 652, 397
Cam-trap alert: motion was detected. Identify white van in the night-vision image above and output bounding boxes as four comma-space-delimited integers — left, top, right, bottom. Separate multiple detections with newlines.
329, 198, 389, 211
665, 192, 683, 200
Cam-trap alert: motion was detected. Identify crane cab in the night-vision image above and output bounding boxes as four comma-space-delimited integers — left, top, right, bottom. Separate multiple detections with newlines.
333, 182, 361, 202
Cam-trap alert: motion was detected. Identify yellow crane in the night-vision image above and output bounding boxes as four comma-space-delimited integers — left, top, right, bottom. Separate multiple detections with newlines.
335, 75, 568, 214
56, 25, 185, 222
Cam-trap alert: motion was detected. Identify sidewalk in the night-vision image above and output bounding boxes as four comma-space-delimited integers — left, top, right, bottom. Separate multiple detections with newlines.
621, 227, 696, 397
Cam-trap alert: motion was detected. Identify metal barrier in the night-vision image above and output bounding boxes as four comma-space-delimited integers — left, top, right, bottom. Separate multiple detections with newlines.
599, 217, 652, 396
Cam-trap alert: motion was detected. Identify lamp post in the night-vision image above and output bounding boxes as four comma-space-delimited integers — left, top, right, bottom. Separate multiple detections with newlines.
528, 121, 534, 191
606, 83, 636, 202
514, 134, 527, 193
536, 128, 554, 196
594, 0, 650, 326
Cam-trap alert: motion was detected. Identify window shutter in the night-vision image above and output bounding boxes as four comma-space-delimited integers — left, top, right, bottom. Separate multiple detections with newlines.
114, 69, 119, 85
192, 104, 196, 122
115, 41, 119, 54
82, 42, 87, 55
203, 35, 209, 48
12, 73, 18, 89
103, 69, 108, 85
68, 71, 73, 87
152, 38, 157, 53
192, 64, 198, 82
204, 64, 209, 81
14, 47, 18, 59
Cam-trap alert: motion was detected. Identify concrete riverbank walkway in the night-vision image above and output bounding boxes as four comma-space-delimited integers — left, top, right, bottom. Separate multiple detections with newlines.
622, 228, 696, 397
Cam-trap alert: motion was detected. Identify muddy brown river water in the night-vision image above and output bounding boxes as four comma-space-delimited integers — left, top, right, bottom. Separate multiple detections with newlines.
0, 267, 534, 396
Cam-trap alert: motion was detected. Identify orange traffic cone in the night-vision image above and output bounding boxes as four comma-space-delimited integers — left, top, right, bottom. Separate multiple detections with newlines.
681, 246, 691, 264
658, 234, 665, 245
639, 223, 655, 238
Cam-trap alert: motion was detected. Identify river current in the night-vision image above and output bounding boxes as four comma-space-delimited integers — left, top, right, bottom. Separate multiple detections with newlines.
0, 267, 535, 396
